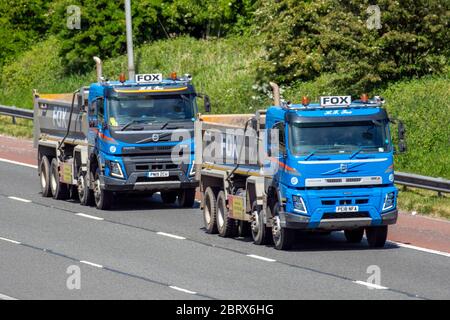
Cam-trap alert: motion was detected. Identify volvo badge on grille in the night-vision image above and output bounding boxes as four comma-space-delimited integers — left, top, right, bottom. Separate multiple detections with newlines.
152, 133, 160, 142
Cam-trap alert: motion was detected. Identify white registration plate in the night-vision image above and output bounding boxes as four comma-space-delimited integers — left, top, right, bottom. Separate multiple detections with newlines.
147, 171, 169, 178
336, 206, 359, 213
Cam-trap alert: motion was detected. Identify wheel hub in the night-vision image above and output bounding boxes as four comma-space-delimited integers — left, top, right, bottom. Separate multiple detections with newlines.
272, 216, 281, 240
250, 210, 259, 234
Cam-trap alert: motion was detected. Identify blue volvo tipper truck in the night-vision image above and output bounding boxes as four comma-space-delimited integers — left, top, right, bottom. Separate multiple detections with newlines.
34, 57, 210, 210
195, 83, 406, 250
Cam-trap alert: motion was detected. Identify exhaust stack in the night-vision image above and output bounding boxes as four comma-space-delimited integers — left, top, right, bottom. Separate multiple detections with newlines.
270, 82, 281, 107
93, 56, 103, 82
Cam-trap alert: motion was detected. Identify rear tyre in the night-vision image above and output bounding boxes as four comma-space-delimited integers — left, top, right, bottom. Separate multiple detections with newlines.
216, 191, 237, 238
161, 191, 177, 204
344, 228, 364, 243
203, 187, 218, 234
272, 202, 295, 250
238, 221, 252, 238
50, 158, 69, 200
77, 171, 94, 206
178, 188, 196, 208
251, 201, 272, 245
93, 169, 113, 210
39, 156, 52, 197
366, 226, 388, 248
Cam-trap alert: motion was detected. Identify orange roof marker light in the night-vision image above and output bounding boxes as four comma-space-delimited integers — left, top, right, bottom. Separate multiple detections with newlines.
302, 96, 310, 106
119, 73, 126, 84
361, 93, 369, 103
170, 72, 178, 81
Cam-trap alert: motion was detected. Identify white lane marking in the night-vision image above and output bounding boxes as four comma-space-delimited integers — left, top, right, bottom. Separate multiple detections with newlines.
156, 232, 186, 240
0, 293, 18, 300
354, 280, 389, 290
246, 254, 277, 262
169, 286, 197, 295
389, 241, 450, 258
80, 260, 103, 268
7, 196, 31, 203
0, 237, 21, 245
0, 157, 37, 169
76, 213, 104, 221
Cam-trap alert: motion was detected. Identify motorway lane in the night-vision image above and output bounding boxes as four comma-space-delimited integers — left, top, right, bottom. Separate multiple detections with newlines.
0, 162, 448, 299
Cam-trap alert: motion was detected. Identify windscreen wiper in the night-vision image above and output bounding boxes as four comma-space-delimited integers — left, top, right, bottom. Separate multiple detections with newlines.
350, 146, 377, 159
120, 120, 146, 131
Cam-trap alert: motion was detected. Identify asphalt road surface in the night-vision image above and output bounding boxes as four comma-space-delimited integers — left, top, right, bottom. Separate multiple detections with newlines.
0, 161, 449, 300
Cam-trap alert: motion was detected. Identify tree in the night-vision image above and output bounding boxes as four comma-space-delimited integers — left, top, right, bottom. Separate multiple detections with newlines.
0, 0, 52, 66
256, 0, 450, 94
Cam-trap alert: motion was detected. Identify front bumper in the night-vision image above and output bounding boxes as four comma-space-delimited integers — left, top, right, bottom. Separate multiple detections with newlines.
101, 171, 198, 192
280, 209, 398, 230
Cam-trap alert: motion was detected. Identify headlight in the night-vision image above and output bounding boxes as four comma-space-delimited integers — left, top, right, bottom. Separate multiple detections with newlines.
110, 161, 124, 179
292, 195, 307, 214
383, 192, 395, 211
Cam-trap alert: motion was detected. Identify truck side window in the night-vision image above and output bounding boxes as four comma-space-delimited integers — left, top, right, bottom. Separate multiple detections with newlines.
274, 122, 286, 156
97, 98, 105, 124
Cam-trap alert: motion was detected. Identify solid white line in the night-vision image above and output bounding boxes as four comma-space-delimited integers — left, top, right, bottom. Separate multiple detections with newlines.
0, 157, 37, 169
156, 232, 186, 240
169, 286, 197, 295
0, 237, 21, 245
80, 260, 103, 268
354, 280, 388, 290
389, 241, 450, 258
0, 293, 18, 300
76, 213, 104, 221
7, 196, 31, 203
246, 254, 277, 262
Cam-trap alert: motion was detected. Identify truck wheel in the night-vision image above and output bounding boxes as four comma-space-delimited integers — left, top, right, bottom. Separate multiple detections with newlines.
251, 201, 272, 245
50, 158, 69, 200
178, 188, 196, 208
203, 187, 218, 234
272, 202, 294, 250
238, 221, 252, 238
216, 191, 237, 238
161, 191, 177, 204
344, 228, 364, 243
93, 169, 113, 210
366, 226, 388, 248
77, 172, 94, 206
39, 156, 52, 197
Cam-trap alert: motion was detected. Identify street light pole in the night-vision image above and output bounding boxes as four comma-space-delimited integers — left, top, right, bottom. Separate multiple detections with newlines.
125, 0, 135, 81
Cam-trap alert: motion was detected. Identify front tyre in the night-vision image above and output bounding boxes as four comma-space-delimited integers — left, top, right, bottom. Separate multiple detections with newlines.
161, 191, 177, 204
50, 158, 69, 200
344, 228, 364, 243
178, 188, 196, 208
366, 226, 388, 248
93, 169, 113, 210
272, 203, 294, 250
39, 156, 52, 197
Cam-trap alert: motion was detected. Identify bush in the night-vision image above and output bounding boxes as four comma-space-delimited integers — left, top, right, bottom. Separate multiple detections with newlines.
0, 36, 264, 114
256, 0, 449, 95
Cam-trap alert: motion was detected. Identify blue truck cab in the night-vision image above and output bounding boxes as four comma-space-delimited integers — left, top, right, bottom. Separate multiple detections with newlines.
264, 95, 406, 249
84, 73, 208, 209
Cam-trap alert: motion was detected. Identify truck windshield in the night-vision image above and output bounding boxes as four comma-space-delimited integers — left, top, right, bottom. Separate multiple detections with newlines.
288, 121, 390, 156
107, 94, 194, 127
